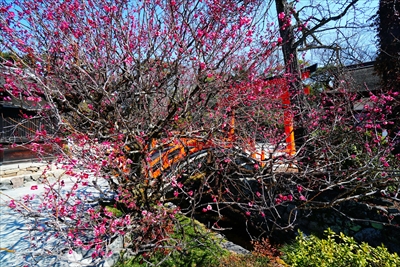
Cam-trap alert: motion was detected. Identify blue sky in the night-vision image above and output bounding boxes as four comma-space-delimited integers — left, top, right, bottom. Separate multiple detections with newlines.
295, 0, 379, 65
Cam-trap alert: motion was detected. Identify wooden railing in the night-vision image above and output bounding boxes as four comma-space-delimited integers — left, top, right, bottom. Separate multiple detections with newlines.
0, 116, 56, 164
0, 116, 55, 143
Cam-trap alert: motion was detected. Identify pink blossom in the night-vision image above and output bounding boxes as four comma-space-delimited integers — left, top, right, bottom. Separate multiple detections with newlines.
207, 204, 212, 210
277, 37, 283, 43
240, 17, 251, 26
9, 200, 16, 209
67, 231, 74, 239
74, 238, 83, 246
299, 195, 307, 201
297, 185, 303, 192
60, 21, 69, 32
197, 29, 204, 37
103, 5, 116, 13
124, 56, 133, 65
278, 12, 285, 20
30, 185, 38, 190
173, 190, 178, 197
245, 211, 251, 216
224, 158, 232, 163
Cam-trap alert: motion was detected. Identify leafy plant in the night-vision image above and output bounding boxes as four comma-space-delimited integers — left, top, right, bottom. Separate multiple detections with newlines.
116, 215, 228, 267
282, 228, 400, 267
116, 214, 273, 267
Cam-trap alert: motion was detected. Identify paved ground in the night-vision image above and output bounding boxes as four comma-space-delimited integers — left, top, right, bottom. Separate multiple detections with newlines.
0, 164, 118, 266
1, 162, 251, 266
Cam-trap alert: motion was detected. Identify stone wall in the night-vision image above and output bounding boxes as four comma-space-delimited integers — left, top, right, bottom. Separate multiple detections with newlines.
0, 162, 61, 190
292, 199, 400, 253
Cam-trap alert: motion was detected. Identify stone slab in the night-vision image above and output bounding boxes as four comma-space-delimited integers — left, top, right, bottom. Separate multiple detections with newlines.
11, 177, 24, 188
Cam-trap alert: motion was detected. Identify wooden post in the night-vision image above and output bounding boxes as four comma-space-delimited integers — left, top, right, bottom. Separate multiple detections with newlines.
228, 111, 235, 145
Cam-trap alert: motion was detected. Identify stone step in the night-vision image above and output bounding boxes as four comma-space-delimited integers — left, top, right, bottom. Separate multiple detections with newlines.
0, 167, 65, 190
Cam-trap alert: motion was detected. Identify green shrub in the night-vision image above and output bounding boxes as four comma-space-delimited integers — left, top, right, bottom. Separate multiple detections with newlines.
282, 228, 400, 267
115, 214, 272, 267
115, 214, 229, 267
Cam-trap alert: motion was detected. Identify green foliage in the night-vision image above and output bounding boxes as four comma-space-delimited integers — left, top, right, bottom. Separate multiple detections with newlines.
115, 214, 229, 267
115, 214, 272, 267
104, 206, 123, 217
282, 228, 400, 267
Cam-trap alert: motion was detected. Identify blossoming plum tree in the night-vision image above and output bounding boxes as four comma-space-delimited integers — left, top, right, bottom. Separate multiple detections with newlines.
0, 0, 398, 264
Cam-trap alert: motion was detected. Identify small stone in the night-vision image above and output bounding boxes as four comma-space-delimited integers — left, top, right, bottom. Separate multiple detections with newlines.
1, 172, 18, 178
4, 169, 19, 175
11, 177, 24, 188
221, 241, 250, 255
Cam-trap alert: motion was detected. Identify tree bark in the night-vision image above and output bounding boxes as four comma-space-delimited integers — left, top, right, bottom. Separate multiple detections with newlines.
275, 0, 302, 92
